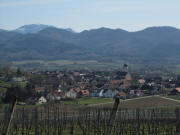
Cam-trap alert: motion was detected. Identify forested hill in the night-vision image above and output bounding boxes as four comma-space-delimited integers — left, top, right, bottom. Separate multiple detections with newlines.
0, 25, 180, 65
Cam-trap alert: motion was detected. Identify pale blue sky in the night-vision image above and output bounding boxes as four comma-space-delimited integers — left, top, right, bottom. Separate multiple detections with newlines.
0, 0, 180, 32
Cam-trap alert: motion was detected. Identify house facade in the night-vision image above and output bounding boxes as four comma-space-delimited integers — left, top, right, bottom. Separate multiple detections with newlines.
66, 89, 77, 99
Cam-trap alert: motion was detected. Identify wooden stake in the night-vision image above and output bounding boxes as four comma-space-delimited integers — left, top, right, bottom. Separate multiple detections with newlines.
104, 98, 119, 135
1, 96, 17, 135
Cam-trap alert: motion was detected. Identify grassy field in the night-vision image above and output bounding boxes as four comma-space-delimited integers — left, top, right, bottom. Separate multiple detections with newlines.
0, 81, 12, 88
0, 103, 39, 111
11, 60, 127, 70
58, 96, 180, 109
2, 96, 180, 111
62, 97, 113, 106
0, 81, 27, 88
166, 95, 180, 100
0, 97, 113, 115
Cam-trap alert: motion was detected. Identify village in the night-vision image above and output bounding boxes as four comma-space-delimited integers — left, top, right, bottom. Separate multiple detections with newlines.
0, 64, 180, 105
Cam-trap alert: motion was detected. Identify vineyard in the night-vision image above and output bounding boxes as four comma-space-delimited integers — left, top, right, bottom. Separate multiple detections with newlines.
0, 98, 180, 135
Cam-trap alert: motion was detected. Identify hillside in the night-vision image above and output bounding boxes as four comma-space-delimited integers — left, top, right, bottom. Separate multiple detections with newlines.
0, 25, 180, 66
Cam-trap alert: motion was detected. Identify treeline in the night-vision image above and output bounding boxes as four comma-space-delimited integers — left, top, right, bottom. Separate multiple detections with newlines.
0, 68, 38, 103
3, 83, 35, 102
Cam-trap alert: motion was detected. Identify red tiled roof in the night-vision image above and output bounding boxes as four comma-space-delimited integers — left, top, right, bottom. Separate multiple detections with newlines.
175, 87, 180, 92
119, 92, 126, 97
35, 87, 44, 92
80, 90, 89, 95
110, 80, 121, 84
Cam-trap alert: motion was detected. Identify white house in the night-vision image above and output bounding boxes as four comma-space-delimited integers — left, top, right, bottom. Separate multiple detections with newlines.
90, 90, 99, 97
103, 90, 119, 98
66, 89, 77, 99
99, 89, 104, 97
37, 96, 47, 104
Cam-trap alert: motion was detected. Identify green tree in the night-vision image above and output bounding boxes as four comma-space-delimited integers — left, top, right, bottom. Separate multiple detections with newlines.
17, 68, 21, 76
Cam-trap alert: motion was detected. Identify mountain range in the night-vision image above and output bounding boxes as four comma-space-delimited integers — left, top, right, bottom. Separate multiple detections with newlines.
0, 24, 180, 66
11, 24, 75, 34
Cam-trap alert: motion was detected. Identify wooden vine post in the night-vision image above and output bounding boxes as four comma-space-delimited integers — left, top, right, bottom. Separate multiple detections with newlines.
104, 98, 119, 135
1, 96, 17, 135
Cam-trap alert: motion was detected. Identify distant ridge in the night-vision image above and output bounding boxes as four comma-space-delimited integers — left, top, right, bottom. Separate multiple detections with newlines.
12, 24, 52, 34
0, 25, 180, 65
0, 29, 6, 32
0, 24, 76, 34
1, 24, 179, 34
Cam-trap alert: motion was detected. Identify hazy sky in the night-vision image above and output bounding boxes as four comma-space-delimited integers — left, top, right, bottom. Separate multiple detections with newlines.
0, 0, 180, 32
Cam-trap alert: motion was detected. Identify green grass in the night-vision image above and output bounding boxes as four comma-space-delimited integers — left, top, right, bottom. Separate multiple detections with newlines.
11, 60, 127, 70
0, 81, 27, 88
0, 102, 44, 111
0, 81, 11, 88
63, 97, 113, 106
166, 95, 180, 100
78, 98, 113, 105
0, 103, 9, 109
19, 82, 27, 87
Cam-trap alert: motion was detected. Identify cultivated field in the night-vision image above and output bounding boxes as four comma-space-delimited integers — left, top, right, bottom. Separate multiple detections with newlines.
1, 102, 180, 135
11, 60, 126, 70
92, 96, 180, 109
118, 96, 180, 109
1, 96, 180, 135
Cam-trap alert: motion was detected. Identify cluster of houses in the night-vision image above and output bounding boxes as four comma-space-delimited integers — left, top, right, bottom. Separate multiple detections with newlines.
23, 65, 180, 104
1, 64, 180, 105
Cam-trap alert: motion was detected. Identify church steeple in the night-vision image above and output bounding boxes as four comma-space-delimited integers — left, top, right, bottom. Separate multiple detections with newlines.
123, 64, 128, 72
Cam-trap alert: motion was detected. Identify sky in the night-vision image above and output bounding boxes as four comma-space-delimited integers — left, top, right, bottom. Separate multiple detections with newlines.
0, 0, 180, 32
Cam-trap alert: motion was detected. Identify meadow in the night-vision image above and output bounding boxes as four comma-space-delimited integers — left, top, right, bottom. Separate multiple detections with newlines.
11, 60, 126, 70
